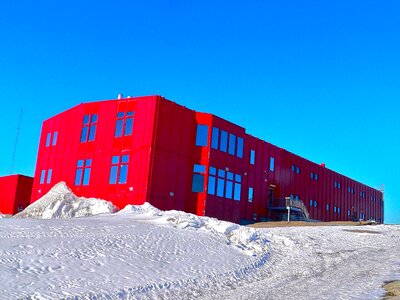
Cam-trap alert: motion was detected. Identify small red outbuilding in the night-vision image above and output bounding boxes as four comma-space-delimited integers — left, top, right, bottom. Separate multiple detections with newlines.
0, 174, 33, 215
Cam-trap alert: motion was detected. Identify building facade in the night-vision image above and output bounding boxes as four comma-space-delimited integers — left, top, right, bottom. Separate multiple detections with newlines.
31, 95, 384, 223
0, 174, 33, 215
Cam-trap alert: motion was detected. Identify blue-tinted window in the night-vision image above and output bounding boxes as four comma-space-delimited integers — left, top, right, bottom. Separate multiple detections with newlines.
218, 169, 225, 178
211, 127, 219, 149
112, 156, 119, 164
52, 132, 58, 146
291, 165, 295, 172
115, 119, 123, 137
220, 130, 228, 152
310, 199, 313, 206
334, 206, 337, 213
46, 133, 51, 147
117, 112, 124, 118
40, 170, 46, 184
315, 174, 318, 180
209, 167, 216, 176
228, 134, 236, 155
338, 207, 341, 214
46, 169, 52, 184
192, 174, 205, 193
125, 117, 134, 136
80, 127, 88, 142
121, 155, 129, 163
250, 150, 255, 165
109, 166, 118, 184
234, 183, 241, 201
208, 175, 216, 195
194, 164, 206, 173
217, 178, 225, 197
227, 172, 234, 180
119, 165, 128, 184
270, 157, 275, 171
81, 114, 97, 143
75, 169, 83, 186
83, 168, 91, 185
248, 187, 253, 203
314, 201, 317, 207
225, 180, 233, 199
237, 137, 244, 158
88, 125, 96, 141
196, 124, 208, 146
348, 210, 351, 216
75, 159, 92, 186
296, 166, 300, 174
326, 204, 330, 211
235, 174, 241, 183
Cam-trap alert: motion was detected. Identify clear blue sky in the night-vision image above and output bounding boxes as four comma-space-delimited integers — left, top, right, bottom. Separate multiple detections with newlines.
0, 0, 399, 223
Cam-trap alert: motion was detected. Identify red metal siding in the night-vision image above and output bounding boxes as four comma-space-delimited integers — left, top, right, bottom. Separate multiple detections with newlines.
0, 175, 33, 215
30, 95, 384, 224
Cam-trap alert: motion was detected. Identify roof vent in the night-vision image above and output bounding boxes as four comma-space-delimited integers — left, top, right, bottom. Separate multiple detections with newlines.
117, 93, 123, 99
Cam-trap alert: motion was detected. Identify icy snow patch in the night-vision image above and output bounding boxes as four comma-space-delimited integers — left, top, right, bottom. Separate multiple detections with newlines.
14, 182, 118, 219
118, 203, 269, 257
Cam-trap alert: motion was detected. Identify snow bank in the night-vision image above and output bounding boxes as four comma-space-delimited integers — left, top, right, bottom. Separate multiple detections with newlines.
14, 182, 118, 219
118, 203, 269, 257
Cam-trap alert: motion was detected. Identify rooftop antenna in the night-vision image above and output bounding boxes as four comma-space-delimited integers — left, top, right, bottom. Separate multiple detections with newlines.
10, 109, 23, 174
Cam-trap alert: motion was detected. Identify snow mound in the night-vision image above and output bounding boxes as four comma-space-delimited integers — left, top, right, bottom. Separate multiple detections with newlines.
14, 182, 118, 219
117, 203, 269, 257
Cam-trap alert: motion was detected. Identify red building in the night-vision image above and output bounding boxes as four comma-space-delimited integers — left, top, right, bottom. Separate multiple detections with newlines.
0, 174, 33, 215
31, 95, 384, 223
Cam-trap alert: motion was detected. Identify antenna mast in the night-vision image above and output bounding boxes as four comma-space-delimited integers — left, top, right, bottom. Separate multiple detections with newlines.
10, 110, 23, 174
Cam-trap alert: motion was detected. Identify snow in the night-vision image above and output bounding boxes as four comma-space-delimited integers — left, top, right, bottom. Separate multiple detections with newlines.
14, 182, 118, 219
1, 185, 400, 299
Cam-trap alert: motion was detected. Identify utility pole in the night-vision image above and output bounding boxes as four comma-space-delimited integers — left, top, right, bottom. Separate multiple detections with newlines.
10, 110, 23, 174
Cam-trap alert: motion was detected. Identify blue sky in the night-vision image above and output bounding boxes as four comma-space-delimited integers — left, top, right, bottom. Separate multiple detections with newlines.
0, 0, 399, 223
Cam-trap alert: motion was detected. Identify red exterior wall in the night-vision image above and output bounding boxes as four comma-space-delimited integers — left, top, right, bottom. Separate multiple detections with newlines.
31, 95, 384, 223
0, 175, 33, 215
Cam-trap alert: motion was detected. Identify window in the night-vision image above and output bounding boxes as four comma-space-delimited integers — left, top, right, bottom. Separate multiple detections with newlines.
46, 169, 52, 184
338, 207, 341, 214
40, 170, 46, 184
310, 172, 314, 179
237, 137, 244, 158
228, 134, 236, 155
314, 201, 317, 207
80, 114, 98, 142
220, 130, 228, 152
52, 132, 58, 146
334, 206, 337, 213
207, 167, 217, 195
195, 124, 208, 146
310, 199, 313, 206
211, 127, 219, 149
296, 166, 300, 174
250, 150, 255, 165
270, 157, 275, 171
315, 174, 318, 180
75, 159, 92, 186
46, 132, 58, 147
217, 169, 225, 197
115, 112, 134, 137
326, 204, 330, 211
348, 210, 351, 217
291, 165, 295, 172
40, 169, 52, 184
46, 133, 51, 147
234, 174, 241, 201
225, 172, 234, 199
109, 155, 130, 184
248, 187, 253, 203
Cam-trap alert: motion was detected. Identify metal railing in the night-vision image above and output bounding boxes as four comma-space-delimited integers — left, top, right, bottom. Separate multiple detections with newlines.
269, 197, 310, 220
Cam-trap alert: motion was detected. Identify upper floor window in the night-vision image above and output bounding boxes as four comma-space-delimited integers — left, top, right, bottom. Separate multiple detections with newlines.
75, 159, 92, 186
109, 154, 129, 184
250, 150, 255, 165
228, 134, 236, 155
237, 137, 244, 158
195, 124, 209, 146
220, 130, 228, 152
46, 132, 58, 147
211, 127, 219, 149
80, 114, 98, 142
115, 112, 134, 137
270, 157, 275, 172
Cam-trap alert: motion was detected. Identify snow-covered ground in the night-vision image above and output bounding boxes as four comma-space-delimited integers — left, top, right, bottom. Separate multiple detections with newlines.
0, 184, 399, 299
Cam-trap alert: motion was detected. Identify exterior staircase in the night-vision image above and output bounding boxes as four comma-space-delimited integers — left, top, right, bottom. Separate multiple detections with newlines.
268, 197, 310, 221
